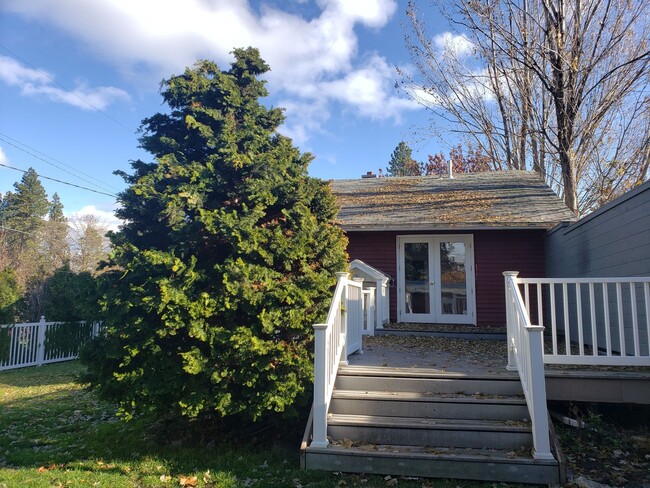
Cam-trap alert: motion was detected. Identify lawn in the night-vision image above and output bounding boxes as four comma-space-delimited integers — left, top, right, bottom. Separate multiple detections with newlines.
0, 362, 510, 488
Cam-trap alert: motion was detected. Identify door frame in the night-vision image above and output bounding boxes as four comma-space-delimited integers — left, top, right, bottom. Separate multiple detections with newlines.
396, 234, 476, 325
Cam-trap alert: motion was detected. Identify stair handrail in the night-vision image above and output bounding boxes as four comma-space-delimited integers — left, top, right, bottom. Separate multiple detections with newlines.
311, 272, 352, 448
504, 271, 554, 460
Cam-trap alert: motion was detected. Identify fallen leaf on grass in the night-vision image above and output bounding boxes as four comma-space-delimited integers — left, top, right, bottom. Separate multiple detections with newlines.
203, 470, 213, 483
179, 475, 198, 486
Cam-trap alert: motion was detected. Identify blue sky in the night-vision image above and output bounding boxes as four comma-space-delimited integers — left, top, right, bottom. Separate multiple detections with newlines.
0, 0, 450, 226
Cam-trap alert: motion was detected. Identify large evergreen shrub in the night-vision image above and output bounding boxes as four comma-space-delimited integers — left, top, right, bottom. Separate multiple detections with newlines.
81, 48, 347, 424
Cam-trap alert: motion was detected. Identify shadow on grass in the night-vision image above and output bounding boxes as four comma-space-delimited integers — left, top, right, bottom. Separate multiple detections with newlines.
0, 362, 337, 488
0, 361, 507, 488
0, 361, 86, 387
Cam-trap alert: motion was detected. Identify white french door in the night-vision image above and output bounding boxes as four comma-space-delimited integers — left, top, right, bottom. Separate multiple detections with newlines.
397, 235, 475, 324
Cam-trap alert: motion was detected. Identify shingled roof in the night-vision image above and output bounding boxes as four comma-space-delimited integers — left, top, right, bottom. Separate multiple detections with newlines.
330, 170, 576, 231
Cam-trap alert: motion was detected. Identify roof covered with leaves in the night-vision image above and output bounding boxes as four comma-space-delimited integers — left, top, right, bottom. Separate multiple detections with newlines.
330, 170, 576, 230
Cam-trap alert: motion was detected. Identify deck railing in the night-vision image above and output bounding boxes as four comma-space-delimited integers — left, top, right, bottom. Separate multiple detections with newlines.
312, 272, 364, 448
517, 277, 650, 366
0, 317, 100, 371
503, 272, 554, 460
505, 272, 650, 458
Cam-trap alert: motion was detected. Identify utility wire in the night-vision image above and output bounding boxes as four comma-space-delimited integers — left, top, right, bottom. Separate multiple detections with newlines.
0, 162, 118, 198
0, 225, 37, 236
0, 133, 120, 194
0, 44, 135, 134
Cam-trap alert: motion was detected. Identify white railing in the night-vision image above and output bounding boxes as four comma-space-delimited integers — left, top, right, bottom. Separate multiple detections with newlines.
348, 259, 391, 330
311, 272, 364, 448
504, 272, 554, 461
516, 277, 650, 366
0, 316, 100, 371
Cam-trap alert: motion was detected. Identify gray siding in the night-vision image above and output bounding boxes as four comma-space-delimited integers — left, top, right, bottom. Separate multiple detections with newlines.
544, 181, 650, 355
546, 181, 650, 278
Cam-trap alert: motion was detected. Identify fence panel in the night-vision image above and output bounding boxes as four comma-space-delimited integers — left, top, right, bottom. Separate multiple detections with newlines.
0, 317, 100, 371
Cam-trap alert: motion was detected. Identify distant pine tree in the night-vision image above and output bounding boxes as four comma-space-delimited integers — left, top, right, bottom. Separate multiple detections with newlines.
386, 141, 421, 176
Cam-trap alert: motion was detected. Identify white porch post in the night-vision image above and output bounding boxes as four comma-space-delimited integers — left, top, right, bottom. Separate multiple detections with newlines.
337, 272, 349, 366
312, 322, 329, 448
352, 277, 364, 353
527, 324, 554, 460
503, 272, 519, 371
36, 316, 47, 366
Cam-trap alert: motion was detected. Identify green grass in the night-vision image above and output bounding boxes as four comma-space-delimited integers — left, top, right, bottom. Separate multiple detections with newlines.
0, 362, 516, 487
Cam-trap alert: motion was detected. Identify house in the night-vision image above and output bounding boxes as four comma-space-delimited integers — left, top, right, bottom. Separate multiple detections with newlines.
331, 170, 576, 327
302, 170, 650, 484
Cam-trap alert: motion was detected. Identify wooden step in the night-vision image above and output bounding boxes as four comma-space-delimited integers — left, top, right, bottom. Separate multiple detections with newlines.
302, 365, 561, 484
335, 369, 523, 396
330, 390, 529, 421
304, 444, 559, 485
327, 414, 533, 450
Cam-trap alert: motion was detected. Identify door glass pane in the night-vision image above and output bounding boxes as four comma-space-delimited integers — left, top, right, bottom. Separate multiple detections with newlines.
440, 242, 467, 315
404, 242, 430, 314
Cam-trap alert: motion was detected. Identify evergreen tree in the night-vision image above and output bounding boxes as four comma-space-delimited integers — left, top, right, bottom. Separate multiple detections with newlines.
1, 168, 50, 276
0, 268, 20, 324
48, 193, 65, 221
43, 193, 70, 274
386, 142, 421, 176
82, 49, 347, 424
42, 265, 99, 322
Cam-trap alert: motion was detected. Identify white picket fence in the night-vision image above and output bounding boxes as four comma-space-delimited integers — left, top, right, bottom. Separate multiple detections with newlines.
0, 317, 100, 371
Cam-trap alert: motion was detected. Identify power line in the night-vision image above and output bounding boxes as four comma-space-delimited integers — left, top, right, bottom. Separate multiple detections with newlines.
0, 43, 135, 134
0, 225, 37, 237
0, 133, 121, 194
0, 162, 118, 198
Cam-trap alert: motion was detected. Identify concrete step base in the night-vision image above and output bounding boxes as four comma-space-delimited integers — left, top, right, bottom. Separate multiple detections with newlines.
304, 444, 559, 485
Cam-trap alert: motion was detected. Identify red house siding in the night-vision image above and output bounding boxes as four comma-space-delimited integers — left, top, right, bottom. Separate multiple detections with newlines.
345, 229, 546, 327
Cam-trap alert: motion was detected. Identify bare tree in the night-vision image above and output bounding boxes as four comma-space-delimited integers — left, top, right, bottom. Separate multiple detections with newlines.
69, 215, 110, 274
403, 0, 649, 214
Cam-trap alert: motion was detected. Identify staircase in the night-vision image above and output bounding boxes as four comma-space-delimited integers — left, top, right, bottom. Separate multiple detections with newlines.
302, 365, 561, 484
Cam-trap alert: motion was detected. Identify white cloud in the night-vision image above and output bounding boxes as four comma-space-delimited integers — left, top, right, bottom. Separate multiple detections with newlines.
2, 0, 413, 140
0, 145, 8, 165
0, 55, 130, 110
432, 32, 474, 59
68, 205, 122, 232
0, 55, 50, 84
407, 86, 443, 107
320, 54, 418, 120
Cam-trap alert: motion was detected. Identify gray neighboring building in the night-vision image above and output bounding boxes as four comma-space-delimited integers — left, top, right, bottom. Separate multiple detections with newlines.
545, 180, 650, 277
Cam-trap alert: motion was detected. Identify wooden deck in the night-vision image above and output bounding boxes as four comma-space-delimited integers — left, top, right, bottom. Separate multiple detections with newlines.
349, 334, 650, 404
